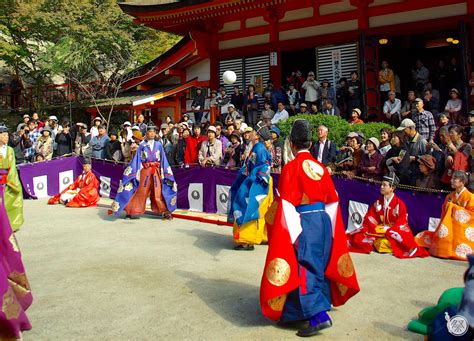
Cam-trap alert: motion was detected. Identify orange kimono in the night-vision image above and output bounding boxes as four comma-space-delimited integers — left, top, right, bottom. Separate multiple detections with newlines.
416, 188, 474, 260
48, 170, 100, 207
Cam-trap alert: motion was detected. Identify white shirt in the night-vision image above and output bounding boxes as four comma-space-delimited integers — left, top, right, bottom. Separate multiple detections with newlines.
456, 187, 466, 201
271, 109, 289, 125
0, 144, 6, 158
147, 139, 155, 151
383, 98, 402, 115
317, 139, 326, 162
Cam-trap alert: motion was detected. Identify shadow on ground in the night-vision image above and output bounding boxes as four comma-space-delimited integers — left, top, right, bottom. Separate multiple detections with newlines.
372, 321, 418, 340
175, 228, 234, 259
176, 270, 269, 327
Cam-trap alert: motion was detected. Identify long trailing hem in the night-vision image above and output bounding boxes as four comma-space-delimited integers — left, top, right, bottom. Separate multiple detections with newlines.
0, 185, 32, 339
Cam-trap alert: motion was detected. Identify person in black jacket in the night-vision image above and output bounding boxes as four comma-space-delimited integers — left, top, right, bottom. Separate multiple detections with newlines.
9, 124, 32, 164
55, 123, 72, 157
191, 87, 206, 125
105, 130, 123, 161
310, 125, 337, 167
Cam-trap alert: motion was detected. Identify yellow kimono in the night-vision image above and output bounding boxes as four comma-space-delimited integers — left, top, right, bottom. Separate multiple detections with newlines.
0, 146, 24, 231
415, 188, 474, 260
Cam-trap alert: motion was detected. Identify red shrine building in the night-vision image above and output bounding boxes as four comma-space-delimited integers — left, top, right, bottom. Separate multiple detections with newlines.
117, 0, 474, 123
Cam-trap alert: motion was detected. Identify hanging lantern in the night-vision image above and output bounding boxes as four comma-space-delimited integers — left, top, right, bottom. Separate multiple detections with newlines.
378, 38, 388, 45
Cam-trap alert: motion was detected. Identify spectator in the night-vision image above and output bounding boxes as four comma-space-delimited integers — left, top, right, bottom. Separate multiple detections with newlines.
444, 88, 462, 124
287, 70, 305, 92
234, 117, 248, 133
225, 123, 235, 139
231, 85, 244, 114
214, 121, 230, 160
441, 125, 471, 185
336, 77, 350, 119
434, 59, 449, 107
425, 83, 440, 102
191, 87, 206, 124
322, 100, 340, 116
447, 57, 462, 92
240, 127, 253, 162
73, 123, 91, 158
225, 115, 235, 130
199, 126, 222, 166
379, 128, 392, 157
286, 83, 300, 116
337, 133, 363, 175
182, 113, 193, 129
55, 123, 72, 156
416, 155, 439, 188
347, 71, 362, 116
399, 118, 428, 184
105, 130, 122, 162
412, 59, 429, 97
271, 102, 289, 125
90, 117, 103, 137
400, 90, 417, 120
31, 112, 44, 130
412, 98, 436, 143
130, 130, 143, 159
175, 125, 189, 166
384, 130, 410, 185
121, 121, 132, 141
16, 114, 30, 132
349, 108, 364, 125
47, 115, 61, 141
244, 84, 259, 127
301, 71, 320, 106
25, 121, 40, 162
310, 125, 336, 166
383, 91, 402, 126
378, 60, 396, 104
34, 153, 45, 162
217, 87, 231, 122
158, 123, 169, 141
261, 102, 274, 127
208, 89, 219, 124
9, 124, 32, 164
120, 130, 132, 163
89, 125, 110, 159
309, 103, 320, 115
297, 102, 308, 115
320, 79, 336, 108
269, 126, 283, 172
272, 86, 287, 110
35, 127, 53, 160
227, 104, 240, 122
423, 89, 439, 116
359, 137, 383, 181
184, 124, 207, 165
223, 130, 241, 168
136, 114, 147, 136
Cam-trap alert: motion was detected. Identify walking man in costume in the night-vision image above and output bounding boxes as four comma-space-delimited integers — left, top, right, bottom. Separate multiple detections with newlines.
0, 123, 24, 231
110, 124, 177, 219
0, 123, 33, 339
228, 121, 274, 250
260, 119, 359, 337
48, 160, 100, 208
347, 173, 429, 258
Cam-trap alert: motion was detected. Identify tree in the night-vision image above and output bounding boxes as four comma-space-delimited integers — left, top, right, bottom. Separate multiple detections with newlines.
0, 0, 181, 117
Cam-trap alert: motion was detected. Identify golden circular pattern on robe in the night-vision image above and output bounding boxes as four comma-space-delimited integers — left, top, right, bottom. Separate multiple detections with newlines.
8, 271, 31, 298
454, 209, 471, 224
465, 227, 474, 242
266, 258, 290, 287
337, 253, 355, 278
2, 287, 21, 320
123, 166, 132, 176
336, 283, 348, 297
111, 201, 120, 212
437, 225, 449, 238
267, 294, 287, 312
170, 196, 177, 206
302, 160, 324, 181
125, 182, 134, 191
265, 201, 278, 226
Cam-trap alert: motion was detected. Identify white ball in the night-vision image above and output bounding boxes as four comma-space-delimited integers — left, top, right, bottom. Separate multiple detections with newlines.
222, 70, 237, 85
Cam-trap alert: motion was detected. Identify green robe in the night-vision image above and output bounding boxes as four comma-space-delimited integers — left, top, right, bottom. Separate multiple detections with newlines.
1, 146, 24, 231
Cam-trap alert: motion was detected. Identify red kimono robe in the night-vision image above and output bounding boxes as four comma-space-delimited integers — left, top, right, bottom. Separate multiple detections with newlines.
347, 194, 429, 258
260, 151, 359, 321
48, 170, 100, 208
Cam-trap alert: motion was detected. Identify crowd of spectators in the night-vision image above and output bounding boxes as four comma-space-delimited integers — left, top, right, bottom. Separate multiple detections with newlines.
7, 56, 473, 192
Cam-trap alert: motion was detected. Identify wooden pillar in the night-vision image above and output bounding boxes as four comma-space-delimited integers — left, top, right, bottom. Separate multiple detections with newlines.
265, 6, 285, 87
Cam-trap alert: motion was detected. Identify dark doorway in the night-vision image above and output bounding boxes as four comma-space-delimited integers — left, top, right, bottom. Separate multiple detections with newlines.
281, 48, 316, 87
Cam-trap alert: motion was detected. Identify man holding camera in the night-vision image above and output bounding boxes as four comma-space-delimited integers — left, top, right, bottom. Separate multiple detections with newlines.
301, 71, 320, 106
9, 123, 33, 164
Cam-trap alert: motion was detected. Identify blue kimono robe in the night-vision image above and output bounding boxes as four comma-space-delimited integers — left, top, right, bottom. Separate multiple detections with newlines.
228, 141, 272, 226
111, 140, 177, 215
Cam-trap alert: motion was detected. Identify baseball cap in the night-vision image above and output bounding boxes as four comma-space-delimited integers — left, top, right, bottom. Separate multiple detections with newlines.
397, 118, 416, 130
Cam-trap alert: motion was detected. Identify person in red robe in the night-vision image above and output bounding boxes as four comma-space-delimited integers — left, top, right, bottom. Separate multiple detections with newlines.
48, 161, 100, 207
184, 124, 207, 166
347, 173, 429, 258
260, 119, 359, 337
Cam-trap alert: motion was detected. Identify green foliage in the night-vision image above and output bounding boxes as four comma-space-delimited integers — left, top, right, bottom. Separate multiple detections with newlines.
278, 114, 394, 147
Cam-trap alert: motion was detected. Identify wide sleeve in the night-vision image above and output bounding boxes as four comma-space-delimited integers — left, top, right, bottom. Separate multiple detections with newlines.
278, 162, 302, 207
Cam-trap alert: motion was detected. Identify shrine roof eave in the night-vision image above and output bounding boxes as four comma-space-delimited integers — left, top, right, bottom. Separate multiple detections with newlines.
118, 0, 212, 14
